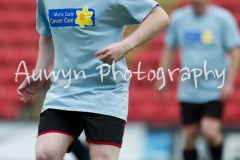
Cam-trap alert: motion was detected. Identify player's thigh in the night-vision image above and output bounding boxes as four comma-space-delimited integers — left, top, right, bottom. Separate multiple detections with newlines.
183, 124, 199, 138
201, 117, 221, 135
89, 143, 120, 160
200, 101, 223, 136
37, 109, 84, 155
82, 112, 125, 159
36, 133, 74, 159
182, 124, 199, 149
180, 102, 201, 144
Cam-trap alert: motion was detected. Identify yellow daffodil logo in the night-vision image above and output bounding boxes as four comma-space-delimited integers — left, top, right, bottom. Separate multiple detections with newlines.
201, 30, 213, 45
75, 6, 93, 28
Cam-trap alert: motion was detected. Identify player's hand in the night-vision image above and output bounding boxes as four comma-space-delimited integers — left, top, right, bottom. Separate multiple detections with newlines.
95, 41, 131, 65
17, 75, 45, 103
220, 83, 233, 102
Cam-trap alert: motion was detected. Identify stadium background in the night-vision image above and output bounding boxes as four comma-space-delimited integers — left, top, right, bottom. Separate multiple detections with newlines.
0, 0, 240, 159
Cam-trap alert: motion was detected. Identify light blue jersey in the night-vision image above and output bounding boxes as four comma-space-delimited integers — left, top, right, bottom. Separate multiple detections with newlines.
165, 5, 240, 103
36, 0, 158, 121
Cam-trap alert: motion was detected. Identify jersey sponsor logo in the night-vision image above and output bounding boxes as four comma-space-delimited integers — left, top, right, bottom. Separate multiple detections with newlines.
184, 31, 201, 43
201, 30, 213, 44
48, 6, 95, 28
183, 30, 213, 45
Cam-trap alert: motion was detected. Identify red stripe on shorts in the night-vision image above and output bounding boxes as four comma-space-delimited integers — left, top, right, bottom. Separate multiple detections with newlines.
37, 130, 76, 140
86, 139, 122, 148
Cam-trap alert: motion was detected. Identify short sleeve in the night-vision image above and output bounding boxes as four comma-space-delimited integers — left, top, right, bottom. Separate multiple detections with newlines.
115, 0, 159, 25
36, 0, 51, 36
164, 13, 178, 49
222, 12, 240, 51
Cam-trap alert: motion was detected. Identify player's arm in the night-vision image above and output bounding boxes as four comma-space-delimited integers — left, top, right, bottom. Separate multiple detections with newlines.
160, 46, 175, 76
226, 47, 240, 85
35, 36, 55, 76
220, 11, 240, 102
221, 47, 240, 102
122, 6, 170, 52
18, 36, 54, 103
155, 45, 175, 92
95, 6, 169, 64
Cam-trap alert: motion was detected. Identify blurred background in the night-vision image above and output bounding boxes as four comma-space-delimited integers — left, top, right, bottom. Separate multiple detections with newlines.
0, 0, 240, 159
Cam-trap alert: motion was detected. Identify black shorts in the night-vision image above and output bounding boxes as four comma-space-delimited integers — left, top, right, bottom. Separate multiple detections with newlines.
180, 101, 224, 125
38, 109, 126, 153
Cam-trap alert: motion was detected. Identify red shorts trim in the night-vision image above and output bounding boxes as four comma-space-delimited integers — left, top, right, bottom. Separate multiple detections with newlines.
37, 130, 77, 153
86, 139, 122, 148
37, 130, 77, 140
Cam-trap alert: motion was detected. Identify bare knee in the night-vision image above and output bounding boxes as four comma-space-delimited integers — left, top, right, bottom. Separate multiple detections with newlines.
36, 148, 54, 160
202, 126, 222, 146
35, 133, 73, 160
183, 125, 199, 149
201, 117, 222, 145
36, 143, 68, 160
202, 127, 218, 140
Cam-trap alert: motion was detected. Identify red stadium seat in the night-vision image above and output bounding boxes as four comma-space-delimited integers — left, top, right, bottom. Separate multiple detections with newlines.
0, 0, 36, 11
0, 29, 39, 47
211, 0, 240, 11
0, 11, 36, 29
0, 85, 21, 104
0, 47, 38, 64
0, 103, 21, 120
0, 0, 39, 119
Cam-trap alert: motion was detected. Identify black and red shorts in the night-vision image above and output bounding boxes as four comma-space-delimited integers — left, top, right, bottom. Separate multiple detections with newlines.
38, 109, 126, 153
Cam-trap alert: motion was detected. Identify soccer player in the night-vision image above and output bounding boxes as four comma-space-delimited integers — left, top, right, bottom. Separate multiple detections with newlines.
17, 0, 169, 160
156, 0, 240, 160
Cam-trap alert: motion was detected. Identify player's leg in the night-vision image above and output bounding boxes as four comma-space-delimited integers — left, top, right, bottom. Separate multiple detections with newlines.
89, 144, 120, 160
200, 101, 224, 160
36, 109, 83, 160
183, 124, 199, 150
183, 125, 199, 160
36, 133, 74, 160
82, 112, 125, 160
72, 138, 90, 160
181, 102, 201, 160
